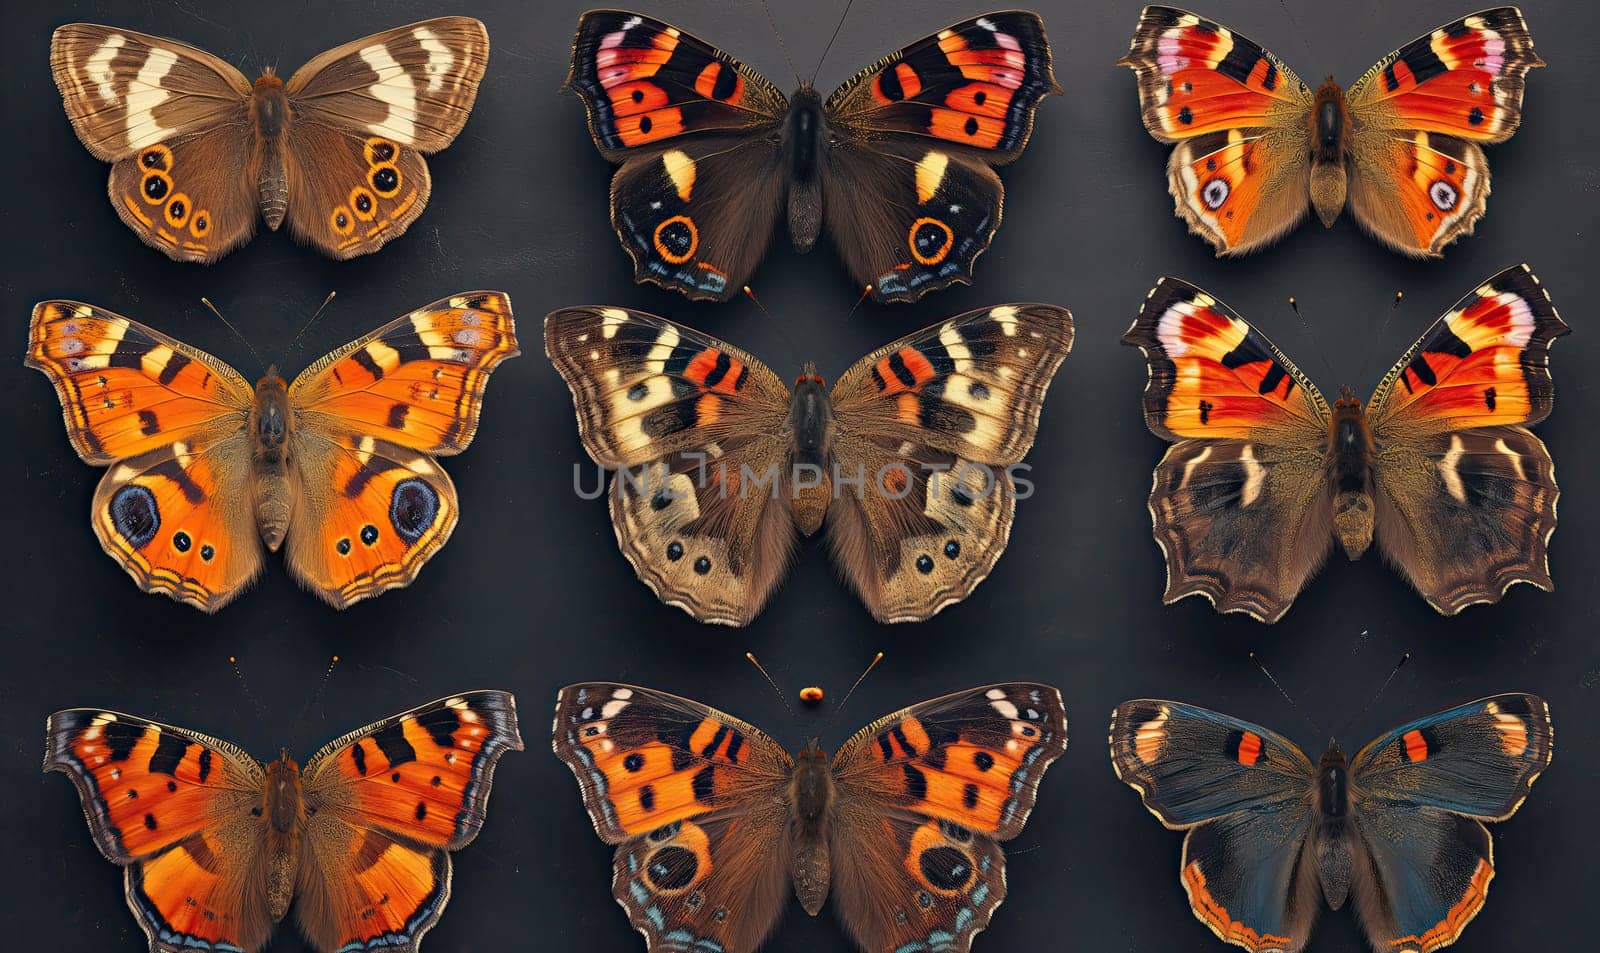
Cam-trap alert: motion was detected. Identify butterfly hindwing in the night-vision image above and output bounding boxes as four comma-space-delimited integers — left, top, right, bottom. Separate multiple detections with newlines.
45, 710, 272, 951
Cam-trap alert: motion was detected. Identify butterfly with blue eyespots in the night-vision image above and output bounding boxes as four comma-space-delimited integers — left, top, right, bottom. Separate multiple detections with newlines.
553, 682, 1067, 952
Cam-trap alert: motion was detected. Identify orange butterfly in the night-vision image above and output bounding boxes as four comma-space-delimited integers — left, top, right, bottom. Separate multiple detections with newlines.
45, 691, 523, 952
26, 294, 519, 611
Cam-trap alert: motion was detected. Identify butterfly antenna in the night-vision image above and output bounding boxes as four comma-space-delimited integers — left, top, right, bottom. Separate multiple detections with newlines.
282, 291, 338, 364
757, 0, 803, 86
201, 297, 268, 375
810, 0, 858, 86
1287, 296, 1342, 389
1275, 0, 1316, 62
1355, 291, 1404, 390
1334, 653, 1410, 743
292, 655, 342, 735
746, 653, 798, 720
229, 656, 270, 721
845, 284, 872, 322
817, 651, 884, 740
744, 285, 800, 356
1249, 651, 1323, 738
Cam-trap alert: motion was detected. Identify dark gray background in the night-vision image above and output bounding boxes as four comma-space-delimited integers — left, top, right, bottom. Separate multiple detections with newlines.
2, 0, 1595, 950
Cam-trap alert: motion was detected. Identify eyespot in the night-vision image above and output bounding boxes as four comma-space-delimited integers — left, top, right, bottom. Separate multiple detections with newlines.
163, 193, 191, 227
141, 171, 172, 204
369, 163, 401, 198
109, 486, 159, 548
189, 210, 211, 237
330, 206, 355, 235
1429, 180, 1458, 211
364, 137, 399, 165
389, 478, 440, 544
907, 217, 954, 265
138, 145, 172, 171
1202, 178, 1230, 210
653, 215, 699, 264
349, 186, 377, 220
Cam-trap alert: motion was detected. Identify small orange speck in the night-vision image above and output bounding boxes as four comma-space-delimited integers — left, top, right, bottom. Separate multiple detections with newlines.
800, 687, 824, 704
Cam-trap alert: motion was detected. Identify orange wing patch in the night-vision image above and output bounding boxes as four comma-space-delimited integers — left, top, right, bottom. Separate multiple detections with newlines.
590, 23, 684, 147
291, 293, 519, 455
1124, 280, 1328, 441
1173, 131, 1274, 248
27, 301, 252, 464
1370, 265, 1568, 428
130, 834, 250, 947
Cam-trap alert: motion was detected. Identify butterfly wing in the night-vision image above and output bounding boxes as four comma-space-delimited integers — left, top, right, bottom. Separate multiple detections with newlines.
545, 307, 796, 625
27, 301, 265, 611
282, 293, 518, 608
1119, 7, 1315, 255
1347, 695, 1553, 952
281, 17, 489, 258
294, 691, 523, 952
1344, 8, 1543, 256
824, 304, 1073, 622
1110, 701, 1319, 953
1123, 279, 1336, 623
51, 24, 258, 263
554, 684, 795, 953
1365, 265, 1567, 614
821, 13, 1059, 302
826, 684, 1066, 953
567, 11, 790, 301
45, 710, 273, 951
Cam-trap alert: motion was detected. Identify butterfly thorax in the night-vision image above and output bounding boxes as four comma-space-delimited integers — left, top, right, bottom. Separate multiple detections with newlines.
1309, 79, 1351, 227
788, 369, 834, 535
251, 70, 292, 229
250, 371, 296, 551
1328, 389, 1376, 560
262, 753, 306, 922
1312, 743, 1355, 909
783, 87, 826, 252
788, 741, 835, 915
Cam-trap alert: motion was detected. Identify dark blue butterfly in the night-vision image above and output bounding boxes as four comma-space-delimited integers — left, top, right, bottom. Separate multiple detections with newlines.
1108, 695, 1552, 953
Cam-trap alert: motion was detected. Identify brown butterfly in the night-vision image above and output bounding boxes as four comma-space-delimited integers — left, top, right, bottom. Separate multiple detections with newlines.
553, 682, 1067, 952
46, 691, 523, 951
50, 18, 489, 263
544, 304, 1074, 625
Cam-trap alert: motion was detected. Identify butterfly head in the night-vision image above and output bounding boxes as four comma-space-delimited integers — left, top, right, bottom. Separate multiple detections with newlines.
253, 66, 283, 90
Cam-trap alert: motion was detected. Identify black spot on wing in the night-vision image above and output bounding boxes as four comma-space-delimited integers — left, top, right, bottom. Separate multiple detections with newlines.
372, 721, 418, 768
157, 353, 192, 387
415, 706, 462, 749
148, 459, 206, 504
147, 733, 190, 777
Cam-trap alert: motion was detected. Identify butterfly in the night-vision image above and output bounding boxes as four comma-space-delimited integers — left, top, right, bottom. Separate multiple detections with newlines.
26, 293, 519, 612
564, 10, 1059, 303
1118, 6, 1543, 257
554, 682, 1067, 953
46, 691, 523, 952
1108, 694, 1553, 953
544, 303, 1073, 625
1122, 263, 1566, 623
50, 18, 489, 263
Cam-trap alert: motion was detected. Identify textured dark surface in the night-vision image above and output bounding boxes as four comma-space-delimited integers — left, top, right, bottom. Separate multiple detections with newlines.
1, 0, 1595, 950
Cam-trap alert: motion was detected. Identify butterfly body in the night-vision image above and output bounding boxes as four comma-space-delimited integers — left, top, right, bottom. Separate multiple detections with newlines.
554, 683, 1067, 952
566, 10, 1059, 302
51, 18, 489, 262
28, 293, 519, 611
546, 303, 1073, 624
1120, 6, 1543, 256
46, 692, 524, 952
1123, 265, 1565, 622
1109, 696, 1553, 953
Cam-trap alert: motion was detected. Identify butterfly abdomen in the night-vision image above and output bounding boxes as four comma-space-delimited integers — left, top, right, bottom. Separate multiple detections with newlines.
250, 374, 295, 550
783, 89, 826, 252
263, 755, 305, 922
789, 747, 833, 915
252, 73, 291, 230
1309, 80, 1351, 227
1328, 394, 1375, 559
